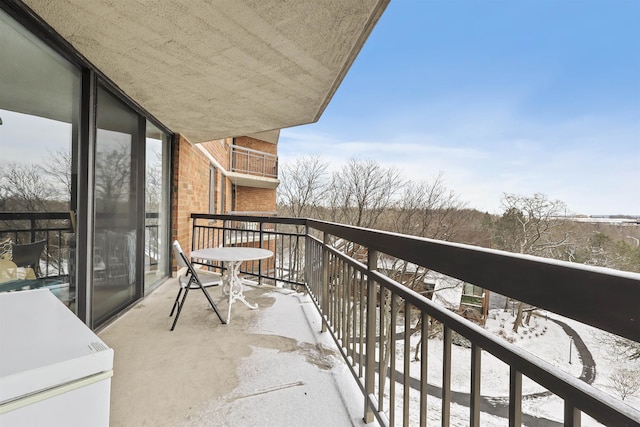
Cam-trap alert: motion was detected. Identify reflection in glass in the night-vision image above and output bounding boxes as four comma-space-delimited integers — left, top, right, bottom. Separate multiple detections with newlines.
93, 85, 139, 324
144, 123, 169, 291
0, 8, 80, 311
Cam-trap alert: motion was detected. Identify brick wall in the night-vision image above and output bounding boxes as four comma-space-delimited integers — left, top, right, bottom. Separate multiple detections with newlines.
200, 139, 230, 170
171, 134, 210, 264
171, 135, 278, 270
234, 136, 277, 155
233, 186, 276, 213
199, 138, 235, 214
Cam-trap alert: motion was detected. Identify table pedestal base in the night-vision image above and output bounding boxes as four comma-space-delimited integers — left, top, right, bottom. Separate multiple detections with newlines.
222, 261, 258, 323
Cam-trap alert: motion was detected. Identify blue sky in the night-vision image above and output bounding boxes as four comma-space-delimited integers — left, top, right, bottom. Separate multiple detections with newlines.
280, 0, 640, 216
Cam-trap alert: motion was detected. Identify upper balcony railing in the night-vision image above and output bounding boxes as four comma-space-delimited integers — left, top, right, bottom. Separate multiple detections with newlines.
191, 213, 640, 427
229, 145, 278, 178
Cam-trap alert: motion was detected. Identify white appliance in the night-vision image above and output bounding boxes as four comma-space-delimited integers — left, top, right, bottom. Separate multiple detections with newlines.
0, 289, 114, 427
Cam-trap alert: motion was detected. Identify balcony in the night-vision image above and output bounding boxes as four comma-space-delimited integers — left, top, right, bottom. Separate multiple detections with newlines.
3, 213, 639, 426
178, 214, 640, 426
227, 145, 279, 189
100, 275, 368, 426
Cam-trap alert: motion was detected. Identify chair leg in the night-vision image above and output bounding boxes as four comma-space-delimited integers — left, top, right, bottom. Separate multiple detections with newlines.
170, 288, 183, 317
200, 285, 226, 324
170, 287, 190, 331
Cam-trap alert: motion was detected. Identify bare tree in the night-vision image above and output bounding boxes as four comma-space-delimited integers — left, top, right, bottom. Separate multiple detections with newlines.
327, 158, 402, 229
94, 142, 131, 214
276, 156, 330, 283
494, 193, 571, 256
145, 148, 163, 213
0, 162, 61, 212
40, 148, 72, 198
394, 172, 467, 240
492, 193, 573, 332
277, 155, 329, 218
608, 368, 640, 400
594, 332, 640, 361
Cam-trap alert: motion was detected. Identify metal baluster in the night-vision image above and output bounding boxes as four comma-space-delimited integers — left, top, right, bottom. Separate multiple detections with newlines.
564, 400, 581, 427
379, 285, 387, 412
470, 344, 481, 427
509, 368, 522, 427
442, 326, 452, 427
420, 311, 428, 427
364, 249, 378, 424
403, 302, 411, 427
359, 272, 365, 377
389, 293, 397, 427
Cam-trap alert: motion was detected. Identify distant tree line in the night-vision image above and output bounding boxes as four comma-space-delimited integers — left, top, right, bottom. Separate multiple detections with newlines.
277, 155, 639, 274
278, 155, 640, 354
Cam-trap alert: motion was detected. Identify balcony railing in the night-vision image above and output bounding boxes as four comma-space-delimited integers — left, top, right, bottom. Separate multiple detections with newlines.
0, 211, 73, 280
229, 144, 278, 178
0, 211, 163, 283
191, 213, 640, 427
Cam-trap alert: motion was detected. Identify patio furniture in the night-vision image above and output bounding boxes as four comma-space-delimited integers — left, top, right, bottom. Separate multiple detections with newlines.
170, 241, 225, 331
11, 240, 46, 279
190, 246, 273, 324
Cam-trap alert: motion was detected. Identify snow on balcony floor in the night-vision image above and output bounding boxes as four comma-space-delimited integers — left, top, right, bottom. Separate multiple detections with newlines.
99, 277, 373, 427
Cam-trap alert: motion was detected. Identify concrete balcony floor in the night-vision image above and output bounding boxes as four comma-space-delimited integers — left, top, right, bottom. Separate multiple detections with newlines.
99, 277, 372, 427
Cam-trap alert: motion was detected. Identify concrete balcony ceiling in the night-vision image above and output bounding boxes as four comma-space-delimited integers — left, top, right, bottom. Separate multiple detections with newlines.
23, 0, 389, 143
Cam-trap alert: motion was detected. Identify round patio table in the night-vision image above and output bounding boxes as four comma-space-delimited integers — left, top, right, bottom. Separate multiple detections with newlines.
190, 247, 273, 323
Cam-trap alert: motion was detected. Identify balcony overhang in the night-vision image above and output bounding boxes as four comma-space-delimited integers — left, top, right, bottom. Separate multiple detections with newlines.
244, 130, 280, 145
21, 0, 389, 142
227, 172, 279, 189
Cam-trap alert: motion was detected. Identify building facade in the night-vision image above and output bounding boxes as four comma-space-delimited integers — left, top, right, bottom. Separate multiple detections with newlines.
0, 0, 387, 328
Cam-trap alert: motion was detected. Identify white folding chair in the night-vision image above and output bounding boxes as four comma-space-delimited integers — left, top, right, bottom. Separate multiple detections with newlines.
170, 240, 225, 330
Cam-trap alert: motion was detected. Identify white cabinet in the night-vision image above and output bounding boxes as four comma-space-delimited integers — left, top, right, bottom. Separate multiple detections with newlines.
0, 289, 114, 426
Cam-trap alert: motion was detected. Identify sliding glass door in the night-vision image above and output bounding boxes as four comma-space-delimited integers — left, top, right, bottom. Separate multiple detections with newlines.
92, 84, 141, 324
2, 5, 172, 328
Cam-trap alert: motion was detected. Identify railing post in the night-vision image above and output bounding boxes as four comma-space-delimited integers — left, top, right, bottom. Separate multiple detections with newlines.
364, 249, 378, 424
258, 221, 264, 285
222, 219, 228, 247
509, 368, 522, 427
191, 217, 196, 251
564, 401, 580, 427
30, 218, 36, 243
303, 224, 310, 286
321, 232, 329, 333
470, 344, 481, 427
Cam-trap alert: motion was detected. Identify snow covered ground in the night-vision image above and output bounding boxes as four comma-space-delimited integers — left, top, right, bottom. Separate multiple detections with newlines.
227, 286, 638, 425
375, 308, 639, 426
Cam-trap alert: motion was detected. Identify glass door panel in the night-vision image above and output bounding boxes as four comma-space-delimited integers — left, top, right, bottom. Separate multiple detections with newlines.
93, 84, 140, 324
144, 123, 169, 292
0, 8, 81, 311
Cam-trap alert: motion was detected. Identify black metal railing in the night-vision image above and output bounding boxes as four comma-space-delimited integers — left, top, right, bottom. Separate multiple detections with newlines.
190, 213, 640, 427
0, 211, 73, 279
1, 211, 164, 280
191, 213, 306, 288
145, 212, 160, 271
